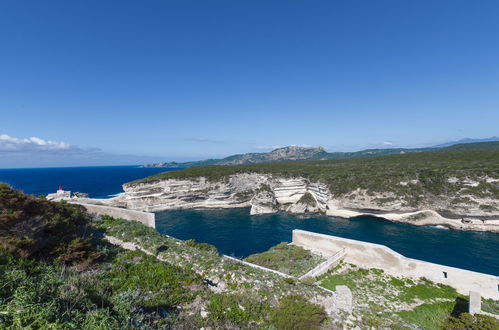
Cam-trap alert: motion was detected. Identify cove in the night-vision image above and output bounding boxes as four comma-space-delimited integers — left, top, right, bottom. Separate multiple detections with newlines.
155, 208, 499, 276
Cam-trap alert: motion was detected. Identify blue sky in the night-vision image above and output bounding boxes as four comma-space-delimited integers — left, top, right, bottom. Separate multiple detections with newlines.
1, 1, 498, 167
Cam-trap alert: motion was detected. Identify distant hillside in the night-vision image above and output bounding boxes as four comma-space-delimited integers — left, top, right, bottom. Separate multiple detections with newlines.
132, 144, 499, 210
441, 141, 499, 151
432, 136, 499, 148
142, 145, 427, 168
142, 139, 499, 168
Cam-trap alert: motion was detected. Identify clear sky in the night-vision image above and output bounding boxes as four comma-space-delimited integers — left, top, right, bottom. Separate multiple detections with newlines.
1, 0, 498, 167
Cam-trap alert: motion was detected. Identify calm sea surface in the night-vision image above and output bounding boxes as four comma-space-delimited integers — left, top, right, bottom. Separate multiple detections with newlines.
156, 208, 499, 276
0, 166, 176, 198
1, 166, 498, 275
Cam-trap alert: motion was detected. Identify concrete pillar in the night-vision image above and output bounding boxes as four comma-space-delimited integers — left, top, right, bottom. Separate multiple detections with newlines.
336, 285, 353, 314
469, 291, 481, 314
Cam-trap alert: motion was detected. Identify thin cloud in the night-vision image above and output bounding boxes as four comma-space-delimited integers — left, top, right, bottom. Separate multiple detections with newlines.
185, 137, 222, 143
0, 133, 167, 168
0, 134, 71, 151
255, 145, 283, 150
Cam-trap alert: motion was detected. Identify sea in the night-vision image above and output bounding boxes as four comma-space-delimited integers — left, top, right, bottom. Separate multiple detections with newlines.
1, 166, 498, 276
0, 165, 175, 198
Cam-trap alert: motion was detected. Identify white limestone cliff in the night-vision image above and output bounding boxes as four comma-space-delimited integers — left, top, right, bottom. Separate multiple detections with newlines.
80, 173, 499, 233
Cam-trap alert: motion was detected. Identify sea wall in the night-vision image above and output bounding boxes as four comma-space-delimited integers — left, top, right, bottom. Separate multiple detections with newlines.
73, 202, 156, 228
292, 229, 499, 300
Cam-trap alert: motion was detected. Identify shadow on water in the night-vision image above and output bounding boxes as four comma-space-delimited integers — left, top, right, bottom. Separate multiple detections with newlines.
155, 208, 499, 275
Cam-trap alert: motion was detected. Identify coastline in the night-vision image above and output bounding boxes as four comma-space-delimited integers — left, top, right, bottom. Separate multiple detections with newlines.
325, 207, 499, 233
49, 172, 499, 233
75, 194, 499, 233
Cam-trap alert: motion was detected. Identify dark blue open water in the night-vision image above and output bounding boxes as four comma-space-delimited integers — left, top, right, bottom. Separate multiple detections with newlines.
0, 166, 177, 198
156, 208, 499, 276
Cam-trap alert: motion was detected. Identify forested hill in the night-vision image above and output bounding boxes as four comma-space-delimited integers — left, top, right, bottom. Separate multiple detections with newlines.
141, 140, 499, 168
131, 143, 499, 205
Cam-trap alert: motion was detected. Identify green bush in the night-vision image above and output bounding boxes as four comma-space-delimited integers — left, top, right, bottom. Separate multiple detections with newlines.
185, 239, 219, 254
108, 249, 199, 309
269, 295, 326, 330
207, 293, 268, 325
443, 312, 499, 329
245, 242, 324, 277
0, 184, 92, 262
297, 192, 317, 206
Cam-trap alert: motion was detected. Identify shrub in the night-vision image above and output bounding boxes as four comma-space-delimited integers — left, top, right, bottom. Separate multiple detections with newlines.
245, 242, 323, 277
297, 192, 317, 206
185, 239, 219, 254
0, 184, 93, 262
443, 312, 499, 329
207, 294, 268, 325
269, 295, 326, 330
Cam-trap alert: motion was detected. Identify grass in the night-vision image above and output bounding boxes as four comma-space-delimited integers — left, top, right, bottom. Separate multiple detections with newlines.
398, 279, 459, 303
0, 185, 335, 328
398, 301, 457, 329
318, 263, 467, 328
482, 298, 499, 315
244, 242, 325, 277
269, 294, 326, 330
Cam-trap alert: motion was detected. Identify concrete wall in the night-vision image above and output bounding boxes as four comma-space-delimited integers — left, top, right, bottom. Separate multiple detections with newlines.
73, 202, 156, 228
223, 255, 293, 278
300, 249, 346, 279
292, 229, 499, 300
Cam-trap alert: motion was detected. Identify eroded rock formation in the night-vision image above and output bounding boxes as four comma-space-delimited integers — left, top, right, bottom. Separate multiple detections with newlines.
81, 173, 499, 233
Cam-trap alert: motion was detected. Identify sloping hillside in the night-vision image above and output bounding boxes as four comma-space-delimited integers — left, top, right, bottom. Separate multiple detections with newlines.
142, 140, 499, 168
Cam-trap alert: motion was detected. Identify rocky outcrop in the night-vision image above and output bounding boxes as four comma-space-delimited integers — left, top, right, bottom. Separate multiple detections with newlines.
250, 189, 278, 215
84, 173, 499, 233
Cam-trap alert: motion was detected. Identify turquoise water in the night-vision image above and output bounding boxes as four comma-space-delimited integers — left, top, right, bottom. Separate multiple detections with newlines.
156, 208, 499, 276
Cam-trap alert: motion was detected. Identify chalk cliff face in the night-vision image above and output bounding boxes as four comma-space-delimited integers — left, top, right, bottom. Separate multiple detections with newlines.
90, 173, 499, 233
116, 174, 315, 213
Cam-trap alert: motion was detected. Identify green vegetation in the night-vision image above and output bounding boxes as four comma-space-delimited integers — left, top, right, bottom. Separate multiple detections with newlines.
0, 183, 95, 261
245, 242, 324, 277
131, 148, 499, 206
0, 184, 206, 328
297, 191, 317, 206
398, 301, 459, 329
443, 312, 499, 329
318, 262, 488, 329
144, 141, 499, 168
0, 185, 336, 328
2, 184, 497, 329
206, 293, 269, 326
482, 298, 499, 315
269, 295, 326, 330
185, 238, 219, 254
479, 204, 498, 212
233, 189, 254, 201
